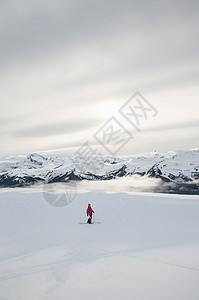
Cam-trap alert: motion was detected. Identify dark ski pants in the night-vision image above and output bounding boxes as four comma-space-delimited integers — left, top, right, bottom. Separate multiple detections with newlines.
87, 215, 92, 224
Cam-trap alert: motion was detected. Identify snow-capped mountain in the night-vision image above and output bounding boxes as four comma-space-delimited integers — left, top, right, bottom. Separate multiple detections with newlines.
0, 149, 198, 194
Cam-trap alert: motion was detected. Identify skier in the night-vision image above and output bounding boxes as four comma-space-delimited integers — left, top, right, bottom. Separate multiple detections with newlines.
87, 204, 94, 224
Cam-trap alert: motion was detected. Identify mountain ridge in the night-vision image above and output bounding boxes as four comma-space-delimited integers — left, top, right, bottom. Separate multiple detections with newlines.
0, 149, 198, 194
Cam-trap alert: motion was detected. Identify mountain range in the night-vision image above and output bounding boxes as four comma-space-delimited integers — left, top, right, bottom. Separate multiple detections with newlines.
0, 149, 198, 194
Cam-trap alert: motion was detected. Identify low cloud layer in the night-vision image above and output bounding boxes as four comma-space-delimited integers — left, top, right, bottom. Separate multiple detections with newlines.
31, 175, 199, 195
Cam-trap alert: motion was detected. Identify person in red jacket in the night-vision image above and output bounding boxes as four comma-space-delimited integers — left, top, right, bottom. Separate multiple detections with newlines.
87, 204, 94, 224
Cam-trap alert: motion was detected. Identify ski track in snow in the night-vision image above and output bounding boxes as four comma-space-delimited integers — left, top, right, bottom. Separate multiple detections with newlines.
0, 241, 198, 285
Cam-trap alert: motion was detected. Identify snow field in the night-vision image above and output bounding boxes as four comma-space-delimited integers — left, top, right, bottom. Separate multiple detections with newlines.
0, 188, 199, 299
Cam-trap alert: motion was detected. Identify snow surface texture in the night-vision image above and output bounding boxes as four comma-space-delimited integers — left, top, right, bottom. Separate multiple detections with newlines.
0, 189, 199, 300
0, 149, 199, 194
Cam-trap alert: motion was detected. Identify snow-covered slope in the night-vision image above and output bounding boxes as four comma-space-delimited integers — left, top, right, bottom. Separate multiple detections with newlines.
0, 149, 198, 194
0, 189, 199, 300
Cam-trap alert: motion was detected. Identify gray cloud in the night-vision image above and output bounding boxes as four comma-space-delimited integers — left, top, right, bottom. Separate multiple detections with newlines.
11, 118, 101, 138
143, 120, 199, 133
1, 0, 198, 69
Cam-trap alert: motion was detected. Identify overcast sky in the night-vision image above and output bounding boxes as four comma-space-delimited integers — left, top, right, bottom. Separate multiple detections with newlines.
0, 0, 199, 157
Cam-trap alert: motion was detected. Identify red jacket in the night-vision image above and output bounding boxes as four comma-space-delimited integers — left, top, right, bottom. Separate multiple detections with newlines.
87, 206, 94, 216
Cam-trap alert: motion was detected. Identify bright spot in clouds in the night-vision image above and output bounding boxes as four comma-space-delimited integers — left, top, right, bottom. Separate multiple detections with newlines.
91, 101, 120, 119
